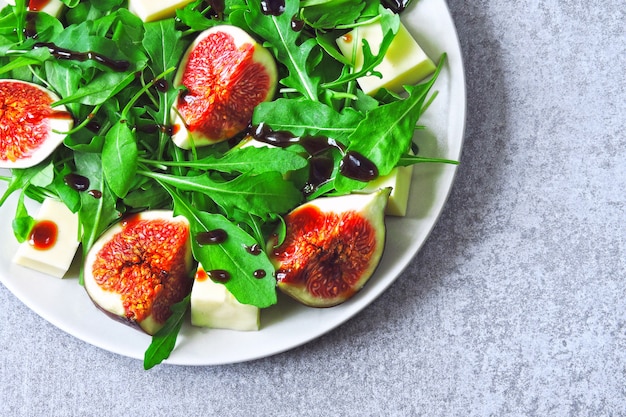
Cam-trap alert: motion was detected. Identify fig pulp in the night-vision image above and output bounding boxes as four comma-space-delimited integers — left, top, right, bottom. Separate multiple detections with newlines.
0, 80, 73, 169
171, 25, 278, 148
269, 188, 391, 307
84, 211, 193, 335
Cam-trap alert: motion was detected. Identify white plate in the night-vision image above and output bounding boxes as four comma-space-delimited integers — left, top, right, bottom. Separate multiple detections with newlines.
0, 0, 465, 366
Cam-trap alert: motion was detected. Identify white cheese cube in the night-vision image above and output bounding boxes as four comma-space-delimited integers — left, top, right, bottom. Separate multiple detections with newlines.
13, 198, 80, 278
336, 21, 436, 96
4, 0, 64, 17
128, 0, 195, 22
362, 165, 413, 216
191, 265, 260, 331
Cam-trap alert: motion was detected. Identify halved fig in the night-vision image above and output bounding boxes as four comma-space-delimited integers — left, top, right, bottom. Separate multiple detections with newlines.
84, 210, 193, 335
171, 24, 278, 149
268, 188, 391, 307
0, 80, 73, 169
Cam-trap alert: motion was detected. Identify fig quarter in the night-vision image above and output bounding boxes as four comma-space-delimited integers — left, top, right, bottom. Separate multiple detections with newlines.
268, 188, 391, 307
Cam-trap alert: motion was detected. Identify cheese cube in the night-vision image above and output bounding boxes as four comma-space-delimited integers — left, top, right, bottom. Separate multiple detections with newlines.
13, 198, 80, 278
336, 21, 436, 95
191, 265, 260, 331
362, 165, 413, 216
128, 0, 195, 22
4, 0, 64, 17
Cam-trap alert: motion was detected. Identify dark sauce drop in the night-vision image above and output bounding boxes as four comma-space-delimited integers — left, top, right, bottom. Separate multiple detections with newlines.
208, 269, 231, 283
196, 228, 228, 245
301, 135, 345, 155
291, 15, 304, 31
88, 189, 102, 199
260, 0, 285, 16
339, 150, 379, 181
253, 269, 267, 279
24, 12, 38, 39
86, 120, 101, 133
29, 220, 57, 250
246, 243, 263, 255
154, 78, 168, 92
251, 123, 299, 147
307, 155, 335, 190
381, 0, 411, 14
208, 0, 225, 19
34, 42, 130, 72
251, 124, 344, 154
64, 173, 90, 192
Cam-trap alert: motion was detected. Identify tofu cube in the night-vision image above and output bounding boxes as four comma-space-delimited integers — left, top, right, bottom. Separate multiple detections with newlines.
336, 21, 437, 95
13, 198, 80, 278
128, 0, 195, 22
191, 265, 260, 331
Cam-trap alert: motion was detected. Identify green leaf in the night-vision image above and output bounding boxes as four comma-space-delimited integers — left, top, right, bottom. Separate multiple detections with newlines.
244, 0, 319, 100
102, 121, 138, 198
142, 19, 187, 158
74, 151, 120, 257
151, 145, 308, 176
53, 70, 139, 106
143, 294, 190, 370
142, 19, 186, 77
300, 0, 367, 29
253, 98, 363, 141
142, 170, 303, 220
166, 185, 278, 308
0, 163, 48, 206
12, 191, 35, 243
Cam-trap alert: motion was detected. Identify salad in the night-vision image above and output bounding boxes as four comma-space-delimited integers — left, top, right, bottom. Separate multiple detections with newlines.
0, 0, 455, 368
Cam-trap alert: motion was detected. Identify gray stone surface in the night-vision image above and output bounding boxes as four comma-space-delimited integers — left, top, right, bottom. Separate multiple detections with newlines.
1, 1, 624, 416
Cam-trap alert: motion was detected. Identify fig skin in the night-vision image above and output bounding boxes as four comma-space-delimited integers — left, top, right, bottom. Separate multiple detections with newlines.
0, 80, 73, 169
171, 24, 278, 149
269, 188, 391, 308
83, 210, 193, 335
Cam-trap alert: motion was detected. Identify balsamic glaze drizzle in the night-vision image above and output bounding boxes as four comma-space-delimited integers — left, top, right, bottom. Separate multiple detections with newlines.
33, 42, 130, 72
250, 123, 379, 187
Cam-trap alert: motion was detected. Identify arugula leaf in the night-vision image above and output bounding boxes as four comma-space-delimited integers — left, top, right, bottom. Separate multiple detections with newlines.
53, 70, 139, 106
147, 145, 308, 176
102, 121, 138, 198
142, 19, 186, 77
253, 98, 362, 141
166, 185, 277, 308
143, 294, 191, 370
0, 163, 48, 206
141, 170, 303, 220
244, 0, 319, 100
141, 19, 187, 158
12, 191, 35, 243
300, 0, 367, 29
73, 152, 120, 258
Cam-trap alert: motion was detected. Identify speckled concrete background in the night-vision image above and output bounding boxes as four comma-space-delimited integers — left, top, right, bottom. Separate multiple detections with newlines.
1, 1, 624, 416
